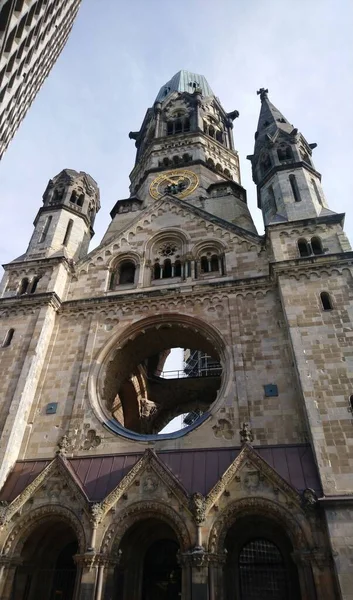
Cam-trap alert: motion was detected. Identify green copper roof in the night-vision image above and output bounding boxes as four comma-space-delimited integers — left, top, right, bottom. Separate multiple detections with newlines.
155, 70, 214, 102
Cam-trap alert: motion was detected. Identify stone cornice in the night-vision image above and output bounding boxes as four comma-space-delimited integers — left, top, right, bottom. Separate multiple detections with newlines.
59, 276, 274, 314
318, 495, 353, 507
0, 292, 62, 312
270, 252, 353, 279
266, 212, 345, 231
2, 255, 74, 273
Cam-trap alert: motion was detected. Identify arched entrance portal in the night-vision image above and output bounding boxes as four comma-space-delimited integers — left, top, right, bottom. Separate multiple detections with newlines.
114, 518, 181, 600
224, 516, 301, 600
11, 519, 78, 600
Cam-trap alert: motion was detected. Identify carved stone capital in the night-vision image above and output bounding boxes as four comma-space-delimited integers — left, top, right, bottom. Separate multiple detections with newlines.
74, 551, 121, 569
178, 547, 226, 568
90, 503, 104, 526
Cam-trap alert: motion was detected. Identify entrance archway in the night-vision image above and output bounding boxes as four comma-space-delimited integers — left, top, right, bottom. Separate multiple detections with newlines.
224, 516, 301, 600
113, 518, 181, 600
11, 519, 78, 600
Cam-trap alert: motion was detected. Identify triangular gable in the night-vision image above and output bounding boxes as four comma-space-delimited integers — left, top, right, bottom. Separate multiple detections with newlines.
94, 449, 190, 522
78, 193, 262, 270
205, 444, 302, 514
0, 455, 90, 526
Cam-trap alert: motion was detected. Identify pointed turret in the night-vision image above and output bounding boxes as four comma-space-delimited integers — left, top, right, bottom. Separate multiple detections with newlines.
247, 89, 330, 226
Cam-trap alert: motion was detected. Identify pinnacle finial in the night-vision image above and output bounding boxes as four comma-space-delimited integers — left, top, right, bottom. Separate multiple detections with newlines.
257, 88, 268, 102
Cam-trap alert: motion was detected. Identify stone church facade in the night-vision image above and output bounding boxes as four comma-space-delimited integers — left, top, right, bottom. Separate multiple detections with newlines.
0, 70, 352, 599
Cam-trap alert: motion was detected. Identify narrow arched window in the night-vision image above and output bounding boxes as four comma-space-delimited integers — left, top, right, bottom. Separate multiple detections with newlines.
172, 155, 180, 166
18, 277, 29, 295
216, 130, 223, 143
167, 121, 173, 136
298, 238, 310, 257
183, 153, 191, 163
216, 163, 223, 173
203, 120, 208, 134
320, 291, 333, 311
206, 158, 215, 169
39, 215, 52, 243
289, 174, 301, 202
77, 193, 85, 207
63, 219, 73, 247
163, 259, 172, 278
174, 260, 182, 277
2, 328, 14, 348
200, 256, 209, 273
119, 261, 135, 285
311, 237, 324, 255
210, 255, 219, 272
261, 154, 271, 176
277, 146, 292, 161
175, 120, 182, 134
209, 125, 215, 138
239, 539, 287, 600
70, 190, 78, 204
163, 157, 170, 167
154, 262, 161, 280
183, 118, 190, 132
29, 277, 39, 294
311, 179, 323, 206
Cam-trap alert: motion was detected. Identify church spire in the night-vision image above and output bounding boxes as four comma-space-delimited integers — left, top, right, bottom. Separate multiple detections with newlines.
247, 89, 330, 226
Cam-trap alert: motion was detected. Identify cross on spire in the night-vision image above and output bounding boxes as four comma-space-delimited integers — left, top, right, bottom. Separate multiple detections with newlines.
257, 88, 268, 101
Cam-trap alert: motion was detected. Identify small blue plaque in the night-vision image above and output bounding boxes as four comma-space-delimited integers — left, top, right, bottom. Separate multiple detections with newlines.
264, 384, 278, 397
46, 402, 58, 414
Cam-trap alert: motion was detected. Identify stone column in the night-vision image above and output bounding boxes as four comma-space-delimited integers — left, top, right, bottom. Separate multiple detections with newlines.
74, 554, 99, 600
100, 551, 121, 600
0, 556, 22, 600
179, 548, 212, 600
291, 551, 319, 600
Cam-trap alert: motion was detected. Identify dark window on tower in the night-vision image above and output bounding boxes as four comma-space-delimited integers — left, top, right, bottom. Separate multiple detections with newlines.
2, 328, 14, 348
320, 291, 333, 311
63, 219, 73, 247
175, 120, 182, 134
200, 256, 209, 273
18, 277, 29, 295
216, 130, 223, 143
40, 215, 52, 243
350, 395, 353, 412
184, 118, 190, 132
29, 277, 40, 294
289, 174, 301, 202
119, 262, 136, 285
154, 262, 161, 280
174, 260, 182, 277
163, 259, 172, 278
311, 237, 324, 255
210, 255, 219, 272
277, 146, 293, 161
167, 121, 173, 136
70, 191, 78, 204
298, 239, 310, 257
261, 154, 272, 176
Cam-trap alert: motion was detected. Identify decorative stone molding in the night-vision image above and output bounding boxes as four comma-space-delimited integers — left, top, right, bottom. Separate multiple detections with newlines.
189, 493, 206, 525
0, 456, 90, 529
239, 422, 253, 444
94, 450, 190, 522
2, 505, 87, 556
74, 551, 121, 568
208, 496, 308, 554
56, 434, 72, 456
204, 444, 302, 515
101, 501, 192, 554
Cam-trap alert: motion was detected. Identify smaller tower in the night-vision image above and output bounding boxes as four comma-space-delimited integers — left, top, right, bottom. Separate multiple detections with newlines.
247, 88, 329, 226
25, 169, 100, 261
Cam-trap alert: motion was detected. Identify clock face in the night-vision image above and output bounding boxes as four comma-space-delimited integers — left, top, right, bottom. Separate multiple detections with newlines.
149, 169, 199, 200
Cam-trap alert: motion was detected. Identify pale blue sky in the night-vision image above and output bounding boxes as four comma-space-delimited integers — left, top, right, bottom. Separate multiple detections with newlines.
1, 0, 352, 267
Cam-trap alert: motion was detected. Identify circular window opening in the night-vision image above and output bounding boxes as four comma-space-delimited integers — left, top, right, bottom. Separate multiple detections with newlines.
100, 321, 223, 437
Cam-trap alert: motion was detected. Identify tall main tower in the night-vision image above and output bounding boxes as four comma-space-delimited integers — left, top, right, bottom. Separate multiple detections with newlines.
0, 72, 351, 600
